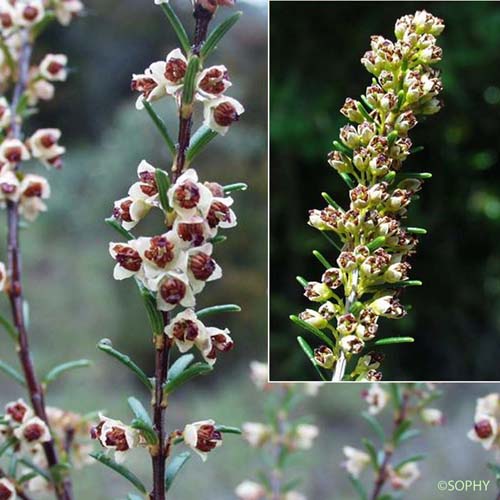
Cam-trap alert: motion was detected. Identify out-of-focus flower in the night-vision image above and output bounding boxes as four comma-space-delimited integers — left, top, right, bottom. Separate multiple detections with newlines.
183, 420, 222, 461
291, 424, 319, 450
14, 416, 51, 447
39, 54, 68, 82
5, 399, 32, 426
388, 462, 420, 490
235, 481, 266, 500
249, 361, 269, 390
0, 261, 6, 292
242, 422, 272, 448
27, 128, 65, 169
468, 414, 498, 450
0, 171, 20, 203
0, 139, 30, 167
362, 384, 389, 415
54, 0, 84, 26
18, 174, 50, 221
0, 478, 16, 500
342, 446, 370, 478
0, 97, 11, 129
420, 408, 444, 426
15, 0, 44, 27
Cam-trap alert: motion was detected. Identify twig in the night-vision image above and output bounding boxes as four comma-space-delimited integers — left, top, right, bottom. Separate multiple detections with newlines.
270, 388, 288, 500
5, 31, 73, 500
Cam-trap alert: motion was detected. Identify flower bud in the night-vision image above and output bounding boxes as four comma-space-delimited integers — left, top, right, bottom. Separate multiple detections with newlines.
299, 309, 328, 329
304, 282, 333, 302
420, 408, 444, 426
318, 301, 339, 321
340, 98, 364, 123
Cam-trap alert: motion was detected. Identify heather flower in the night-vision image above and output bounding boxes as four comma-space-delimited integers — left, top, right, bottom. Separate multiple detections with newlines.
203, 96, 245, 135
291, 423, 319, 450
362, 383, 388, 415
18, 174, 51, 221
14, 416, 51, 447
242, 422, 272, 448
131, 61, 168, 110
185, 242, 222, 293
342, 446, 370, 478
27, 128, 66, 169
0, 139, 30, 167
249, 361, 269, 390
235, 481, 266, 500
420, 408, 444, 426
108, 241, 143, 280
164, 308, 207, 353
388, 462, 420, 490
39, 54, 68, 82
164, 48, 187, 95
0, 261, 6, 291
183, 420, 223, 461
54, 0, 84, 26
5, 399, 33, 425
0, 171, 20, 202
0, 478, 16, 500
196, 65, 231, 100
15, 0, 44, 27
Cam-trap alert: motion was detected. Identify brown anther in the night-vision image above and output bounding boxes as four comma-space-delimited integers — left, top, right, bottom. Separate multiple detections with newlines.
144, 236, 175, 268
23, 5, 39, 21
189, 252, 216, 281
40, 134, 57, 148
207, 200, 231, 228
164, 58, 187, 83
159, 277, 186, 305
23, 423, 44, 442
23, 182, 43, 198
213, 102, 239, 126
6, 403, 28, 423
474, 419, 494, 439
105, 426, 129, 452
199, 68, 228, 95
113, 244, 142, 272
174, 181, 201, 209
172, 319, 199, 342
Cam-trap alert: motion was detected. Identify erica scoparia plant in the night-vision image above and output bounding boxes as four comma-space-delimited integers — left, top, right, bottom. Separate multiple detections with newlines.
343, 383, 444, 500
92, 0, 245, 498
0, 2, 95, 500
235, 362, 321, 500
291, 10, 445, 382
467, 393, 500, 498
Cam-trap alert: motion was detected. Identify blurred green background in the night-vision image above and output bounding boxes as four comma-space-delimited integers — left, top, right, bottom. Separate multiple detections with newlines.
0, 0, 268, 498
270, 1, 500, 381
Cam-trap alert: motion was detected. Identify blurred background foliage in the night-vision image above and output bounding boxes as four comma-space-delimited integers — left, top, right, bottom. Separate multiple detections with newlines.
0, 0, 268, 497
270, 1, 500, 381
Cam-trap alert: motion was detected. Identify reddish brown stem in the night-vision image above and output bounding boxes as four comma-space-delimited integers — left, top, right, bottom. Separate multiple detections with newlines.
6, 34, 73, 500
370, 391, 410, 500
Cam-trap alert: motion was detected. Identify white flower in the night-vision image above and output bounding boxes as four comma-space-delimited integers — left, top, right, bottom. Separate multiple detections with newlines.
339, 335, 364, 354
362, 384, 388, 415
420, 408, 444, 426
196, 65, 231, 100
185, 243, 222, 294
302, 383, 323, 396
292, 424, 319, 450
283, 492, 306, 500
132, 61, 168, 110
299, 309, 328, 329
5, 399, 33, 425
249, 361, 268, 390
167, 168, 213, 219
19, 174, 51, 221
128, 160, 159, 205
14, 417, 51, 446
39, 54, 68, 82
27, 79, 55, 105
200, 326, 234, 366
27, 128, 65, 168
183, 420, 222, 462
468, 414, 498, 450
92, 414, 139, 464
164, 308, 207, 353
54, 0, 83, 26
242, 422, 272, 448
204, 182, 238, 230
154, 0, 168, 3
0, 261, 6, 292
203, 96, 244, 135
154, 270, 195, 311
135, 232, 180, 279
173, 215, 213, 249
0, 478, 16, 500
0, 1, 16, 36
475, 393, 500, 419
0, 171, 20, 202
0, 139, 30, 167
235, 481, 266, 500
342, 446, 370, 478
15, 0, 44, 27
164, 48, 188, 95
109, 241, 143, 280
113, 195, 152, 230
0, 97, 11, 129
389, 462, 420, 490
369, 295, 406, 319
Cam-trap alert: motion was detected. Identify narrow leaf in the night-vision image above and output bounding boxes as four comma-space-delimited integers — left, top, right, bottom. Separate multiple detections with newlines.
43, 359, 92, 385
143, 101, 176, 156
393, 419, 412, 444
136, 280, 164, 336
90, 452, 147, 494
361, 412, 385, 443
131, 419, 158, 445
395, 454, 426, 471
165, 451, 191, 491
374, 337, 415, 346
18, 458, 51, 481
196, 304, 241, 319
155, 169, 172, 212
209, 235, 227, 245
332, 140, 351, 156
289, 315, 335, 349
105, 217, 135, 241
367, 236, 386, 251
397, 428, 421, 443
182, 56, 199, 105
312, 250, 332, 269
186, 125, 218, 163
159, 4, 191, 54
0, 437, 17, 458
164, 362, 213, 394
216, 425, 241, 435
0, 360, 26, 387
321, 192, 340, 209
296, 275, 309, 288
0, 314, 17, 340
201, 12, 242, 59
348, 475, 368, 500
297, 336, 327, 381
361, 438, 379, 468
397, 172, 432, 180
128, 397, 152, 426
407, 227, 427, 235
223, 182, 248, 195
339, 172, 355, 189
97, 339, 152, 389
168, 354, 195, 381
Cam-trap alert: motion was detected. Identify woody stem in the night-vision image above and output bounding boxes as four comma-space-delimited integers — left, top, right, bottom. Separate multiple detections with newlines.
6, 32, 73, 500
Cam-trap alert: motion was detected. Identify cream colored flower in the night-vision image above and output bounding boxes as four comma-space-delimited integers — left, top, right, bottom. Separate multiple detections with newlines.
0, 139, 30, 167
362, 384, 388, 415
15, 0, 44, 27
420, 408, 444, 426
0, 171, 20, 202
19, 174, 50, 221
164, 48, 188, 95
200, 326, 234, 366
196, 65, 231, 101
39, 54, 68, 82
185, 243, 222, 294
14, 416, 51, 446
153, 270, 195, 311
242, 422, 272, 448
342, 446, 370, 478
468, 414, 498, 450
389, 462, 420, 490
235, 481, 266, 500
0, 97, 11, 129
249, 361, 268, 390
0, 478, 16, 500
109, 241, 143, 280
112, 195, 152, 230
132, 61, 168, 110
135, 232, 181, 279
27, 128, 65, 168
203, 96, 244, 135
54, 0, 84, 26
164, 308, 207, 353
5, 399, 33, 425
292, 424, 319, 450
183, 420, 222, 461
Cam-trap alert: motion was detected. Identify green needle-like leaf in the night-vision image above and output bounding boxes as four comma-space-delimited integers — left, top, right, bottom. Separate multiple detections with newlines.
407, 227, 427, 235
201, 12, 242, 60
0, 360, 26, 387
143, 101, 176, 156
168, 354, 194, 382
182, 56, 199, 106
196, 304, 241, 319
155, 169, 172, 212
90, 452, 147, 494
312, 250, 332, 269
397, 172, 432, 180
0, 437, 17, 458
43, 359, 92, 386
223, 182, 248, 194
165, 451, 191, 491
131, 418, 158, 445
295, 276, 308, 288
164, 362, 213, 394
321, 192, 341, 209
297, 336, 327, 381
0, 314, 18, 341
361, 438, 379, 468
186, 125, 218, 163
374, 337, 415, 346
332, 140, 351, 156
216, 425, 242, 435
321, 231, 343, 252
97, 339, 152, 390
289, 315, 335, 349
367, 236, 386, 251
159, 4, 191, 54
105, 217, 135, 241
136, 280, 164, 336
128, 397, 152, 426
209, 235, 227, 245
18, 458, 51, 481
361, 412, 385, 443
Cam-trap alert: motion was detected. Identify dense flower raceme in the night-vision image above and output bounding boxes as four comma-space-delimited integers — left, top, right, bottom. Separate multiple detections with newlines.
294, 11, 445, 381
0, 399, 94, 494
342, 383, 444, 498
236, 362, 321, 500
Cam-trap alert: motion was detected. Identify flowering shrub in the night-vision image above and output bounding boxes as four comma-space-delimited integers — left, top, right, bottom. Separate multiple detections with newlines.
467, 393, 500, 494
0, 2, 91, 499
343, 383, 444, 499
290, 10, 445, 381
92, 1, 246, 498
235, 362, 321, 500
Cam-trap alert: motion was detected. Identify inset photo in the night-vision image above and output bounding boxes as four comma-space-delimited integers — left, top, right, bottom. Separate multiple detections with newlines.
270, 1, 500, 382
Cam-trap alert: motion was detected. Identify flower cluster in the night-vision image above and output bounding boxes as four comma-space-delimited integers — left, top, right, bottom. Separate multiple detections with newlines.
294, 10, 445, 381
342, 383, 444, 499
131, 48, 244, 136
236, 362, 321, 500
0, 399, 94, 495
